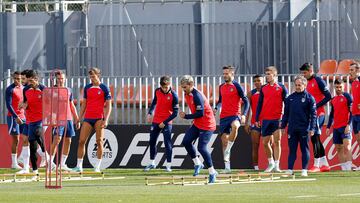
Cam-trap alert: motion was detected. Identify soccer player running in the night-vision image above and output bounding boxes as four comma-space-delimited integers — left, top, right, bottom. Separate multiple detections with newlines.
179, 75, 218, 183
214, 65, 249, 173
245, 75, 264, 171
255, 66, 287, 172
73, 68, 112, 172
300, 63, 331, 172
326, 79, 353, 171
349, 62, 360, 170
18, 70, 47, 175
49, 71, 80, 171
144, 76, 179, 172
5, 71, 26, 169
17, 70, 47, 172
281, 76, 317, 177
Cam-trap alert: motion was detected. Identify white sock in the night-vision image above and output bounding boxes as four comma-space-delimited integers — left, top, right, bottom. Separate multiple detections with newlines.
320, 156, 329, 166
274, 160, 280, 167
314, 158, 320, 168
77, 158, 83, 168
268, 158, 274, 164
150, 159, 155, 166
11, 153, 17, 165
346, 161, 352, 170
22, 146, 29, 159
166, 162, 171, 168
225, 141, 234, 152
23, 147, 30, 170
224, 161, 231, 170
254, 165, 259, 170
61, 155, 68, 166
208, 166, 216, 174
192, 157, 201, 165
341, 163, 346, 171
37, 147, 45, 158
95, 158, 102, 169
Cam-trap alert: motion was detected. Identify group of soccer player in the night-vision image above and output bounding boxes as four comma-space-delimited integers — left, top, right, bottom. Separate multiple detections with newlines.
144, 63, 360, 182
6, 67, 112, 177
6, 62, 360, 183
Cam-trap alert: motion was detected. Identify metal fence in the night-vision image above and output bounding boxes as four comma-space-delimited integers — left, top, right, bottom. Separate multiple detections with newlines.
66, 20, 339, 77
0, 71, 352, 125
2, 0, 360, 78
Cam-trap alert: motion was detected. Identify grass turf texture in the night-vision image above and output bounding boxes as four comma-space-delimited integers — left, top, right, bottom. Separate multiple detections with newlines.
0, 168, 360, 203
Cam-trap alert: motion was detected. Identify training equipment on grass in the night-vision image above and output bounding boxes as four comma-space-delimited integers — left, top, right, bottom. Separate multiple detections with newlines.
145, 172, 315, 186
0, 171, 107, 183
42, 70, 69, 189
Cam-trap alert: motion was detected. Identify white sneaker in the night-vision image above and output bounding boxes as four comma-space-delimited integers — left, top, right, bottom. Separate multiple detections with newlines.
16, 168, 30, 174
220, 168, 232, 174
31, 170, 39, 181
301, 170, 308, 177
274, 165, 282, 173
165, 167, 172, 172
223, 150, 231, 162
11, 163, 23, 170
61, 164, 72, 171
264, 163, 275, 173
285, 169, 293, 175
94, 167, 101, 173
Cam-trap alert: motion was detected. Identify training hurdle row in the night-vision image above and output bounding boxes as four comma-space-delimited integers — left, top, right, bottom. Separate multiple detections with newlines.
145, 173, 296, 186
1, 171, 105, 183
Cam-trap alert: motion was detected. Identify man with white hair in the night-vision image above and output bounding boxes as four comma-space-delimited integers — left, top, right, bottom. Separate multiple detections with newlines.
179, 75, 218, 183
281, 76, 317, 177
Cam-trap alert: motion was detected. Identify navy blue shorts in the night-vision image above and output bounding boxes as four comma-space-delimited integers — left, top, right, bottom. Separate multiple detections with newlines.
250, 124, 261, 133
219, 116, 240, 134
314, 115, 325, 135
28, 120, 43, 141
23, 123, 29, 136
83, 118, 103, 128
52, 120, 75, 137
261, 120, 280, 137
352, 115, 360, 134
7, 116, 26, 136
333, 126, 352, 144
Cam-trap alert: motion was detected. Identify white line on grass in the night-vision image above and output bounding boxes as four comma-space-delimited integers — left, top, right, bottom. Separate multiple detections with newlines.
290, 195, 318, 199
338, 193, 360, 197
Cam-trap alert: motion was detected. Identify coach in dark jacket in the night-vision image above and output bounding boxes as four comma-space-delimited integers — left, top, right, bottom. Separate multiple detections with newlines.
281, 75, 317, 177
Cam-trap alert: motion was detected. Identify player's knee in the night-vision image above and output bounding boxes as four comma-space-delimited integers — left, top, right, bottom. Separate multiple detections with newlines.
221, 134, 229, 142
344, 144, 351, 153
78, 139, 86, 146
231, 121, 240, 130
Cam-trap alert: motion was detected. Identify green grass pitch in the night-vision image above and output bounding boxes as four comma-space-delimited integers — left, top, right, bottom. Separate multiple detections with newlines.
0, 168, 360, 203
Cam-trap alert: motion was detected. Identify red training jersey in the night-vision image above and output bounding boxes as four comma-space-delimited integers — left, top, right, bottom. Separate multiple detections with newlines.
217, 81, 248, 119
329, 93, 352, 129
250, 88, 260, 125
256, 83, 287, 121
84, 83, 112, 119
185, 88, 216, 131
306, 76, 331, 116
149, 88, 179, 124
23, 84, 46, 123
6, 83, 25, 119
